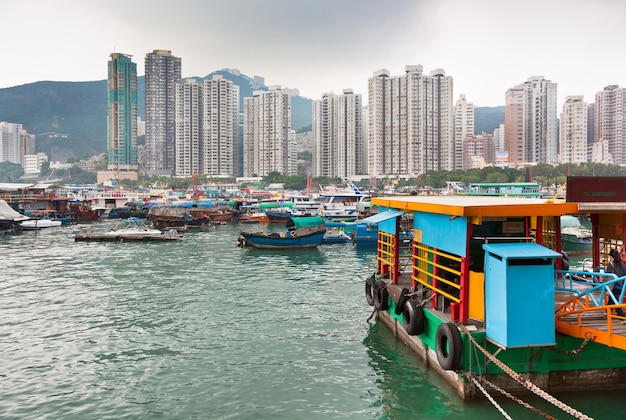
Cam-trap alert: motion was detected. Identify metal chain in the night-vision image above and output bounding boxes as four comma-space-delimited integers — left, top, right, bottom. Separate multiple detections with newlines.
457, 323, 593, 420
465, 338, 555, 419
466, 374, 513, 420
468, 373, 558, 420
550, 332, 594, 356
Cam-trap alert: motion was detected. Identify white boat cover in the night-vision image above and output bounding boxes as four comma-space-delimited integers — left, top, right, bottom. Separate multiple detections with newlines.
0, 200, 29, 221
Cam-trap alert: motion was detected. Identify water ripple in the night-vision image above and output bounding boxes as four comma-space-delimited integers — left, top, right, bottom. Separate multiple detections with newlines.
3, 223, 611, 419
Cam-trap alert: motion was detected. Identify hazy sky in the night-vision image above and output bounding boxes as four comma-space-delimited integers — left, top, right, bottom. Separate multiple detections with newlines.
2, 0, 625, 107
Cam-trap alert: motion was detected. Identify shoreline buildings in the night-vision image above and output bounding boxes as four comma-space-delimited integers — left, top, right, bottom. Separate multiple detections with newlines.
312, 90, 364, 179
594, 85, 626, 165
505, 76, 558, 166
145, 50, 181, 175
106, 53, 138, 177
368, 66, 454, 177
174, 76, 239, 177
243, 86, 294, 177
559, 96, 588, 164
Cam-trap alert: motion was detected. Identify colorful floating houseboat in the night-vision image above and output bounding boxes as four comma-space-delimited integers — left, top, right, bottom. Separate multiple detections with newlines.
363, 177, 626, 411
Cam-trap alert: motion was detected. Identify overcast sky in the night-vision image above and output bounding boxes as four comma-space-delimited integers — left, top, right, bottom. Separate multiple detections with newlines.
2, 0, 625, 107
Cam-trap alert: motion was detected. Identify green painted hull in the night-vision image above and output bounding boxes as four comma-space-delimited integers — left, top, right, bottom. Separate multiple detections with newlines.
383, 298, 626, 398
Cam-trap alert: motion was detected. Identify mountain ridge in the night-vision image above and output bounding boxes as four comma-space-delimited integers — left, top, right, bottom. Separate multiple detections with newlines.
0, 73, 503, 161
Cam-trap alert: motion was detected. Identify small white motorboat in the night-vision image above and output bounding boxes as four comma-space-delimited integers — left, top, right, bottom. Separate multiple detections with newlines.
20, 218, 63, 230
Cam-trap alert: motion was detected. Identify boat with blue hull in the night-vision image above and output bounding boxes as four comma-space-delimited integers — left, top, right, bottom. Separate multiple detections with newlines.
362, 177, 626, 413
237, 216, 326, 250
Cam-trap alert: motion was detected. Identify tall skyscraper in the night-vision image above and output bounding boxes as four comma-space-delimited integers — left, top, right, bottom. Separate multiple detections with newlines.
453, 94, 474, 170
175, 79, 202, 177
504, 84, 525, 164
243, 87, 293, 177
201, 75, 239, 177
526, 77, 558, 164
107, 53, 138, 171
174, 76, 239, 177
312, 89, 363, 179
595, 85, 626, 164
145, 49, 181, 175
559, 96, 587, 164
368, 66, 453, 176
0, 122, 23, 165
505, 77, 558, 165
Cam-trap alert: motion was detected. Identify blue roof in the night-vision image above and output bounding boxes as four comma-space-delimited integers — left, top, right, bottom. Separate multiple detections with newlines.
483, 242, 562, 259
359, 209, 404, 224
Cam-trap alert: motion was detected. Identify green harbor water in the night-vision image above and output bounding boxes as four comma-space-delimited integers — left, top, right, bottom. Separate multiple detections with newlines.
0, 221, 620, 419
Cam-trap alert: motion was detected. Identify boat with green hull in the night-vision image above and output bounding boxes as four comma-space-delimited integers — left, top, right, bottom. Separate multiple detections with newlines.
363, 179, 626, 413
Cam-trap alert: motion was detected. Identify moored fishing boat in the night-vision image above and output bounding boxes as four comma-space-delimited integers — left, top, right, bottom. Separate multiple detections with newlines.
19, 218, 63, 230
237, 216, 326, 249
316, 184, 370, 221
321, 224, 353, 244
147, 205, 212, 229
361, 177, 626, 413
0, 199, 29, 234
561, 214, 592, 256
75, 217, 182, 242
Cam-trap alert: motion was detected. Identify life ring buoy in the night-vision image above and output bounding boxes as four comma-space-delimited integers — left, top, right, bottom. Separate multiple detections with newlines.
402, 300, 424, 335
436, 322, 463, 371
394, 287, 410, 315
373, 280, 388, 310
365, 275, 376, 306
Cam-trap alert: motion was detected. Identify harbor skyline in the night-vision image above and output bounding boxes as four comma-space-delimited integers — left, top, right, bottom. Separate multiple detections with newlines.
2, 0, 626, 107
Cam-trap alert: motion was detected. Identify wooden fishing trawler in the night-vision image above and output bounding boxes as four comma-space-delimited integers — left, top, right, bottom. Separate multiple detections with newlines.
362, 176, 626, 414
147, 205, 212, 229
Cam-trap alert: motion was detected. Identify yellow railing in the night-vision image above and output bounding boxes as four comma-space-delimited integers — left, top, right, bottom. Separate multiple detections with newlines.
411, 242, 462, 303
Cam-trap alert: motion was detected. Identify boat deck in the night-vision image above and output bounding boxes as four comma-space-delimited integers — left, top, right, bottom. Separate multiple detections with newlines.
387, 272, 626, 347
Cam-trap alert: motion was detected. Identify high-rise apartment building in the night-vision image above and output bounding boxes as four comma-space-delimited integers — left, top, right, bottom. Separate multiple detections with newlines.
505, 77, 558, 165
312, 89, 363, 179
368, 66, 453, 176
107, 53, 138, 171
243, 86, 293, 177
145, 49, 181, 175
453, 94, 474, 170
174, 76, 239, 177
0, 122, 35, 169
175, 79, 202, 176
464, 134, 495, 169
201, 75, 239, 177
559, 96, 587, 164
0, 122, 22, 165
493, 123, 505, 152
594, 85, 626, 165
504, 84, 524, 164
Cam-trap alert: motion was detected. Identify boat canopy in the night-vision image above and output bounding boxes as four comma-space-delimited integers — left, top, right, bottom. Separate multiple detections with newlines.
260, 202, 294, 210
0, 200, 29, 221
286, 216, 325, 229
359, 209, 404, 225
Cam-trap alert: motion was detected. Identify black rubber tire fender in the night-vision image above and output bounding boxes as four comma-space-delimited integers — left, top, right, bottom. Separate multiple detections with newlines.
435, 322, 463, 371
373, 280, 389, 310
365, 275, 376, 306
394, 288, 410, 315
402, 300, 425, 335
